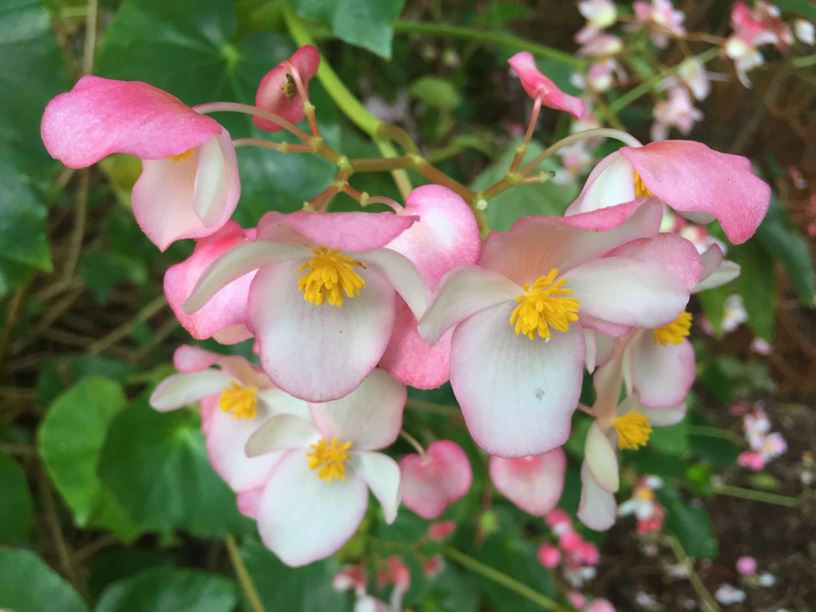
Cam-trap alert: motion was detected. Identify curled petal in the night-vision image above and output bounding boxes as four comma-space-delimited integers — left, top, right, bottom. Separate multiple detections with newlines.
245, 414, 321, 457
584, 422, 619, 493
254, 45, 320, 131
577, 462, 617, 531
149, 370, 231, 412
630, 333, 695, 408
508, 52, 585, 118
358, 248, 428, 320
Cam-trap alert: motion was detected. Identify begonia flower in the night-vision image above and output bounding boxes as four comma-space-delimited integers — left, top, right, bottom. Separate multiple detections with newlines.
379, 186, 481, 389
508, 52, 585, 119
575, 0, 618, 44
677, 58, 711, 101
244, 368, 404, 566
254, 45, 320, 131
726, 2, 792, 87
566, 140, 771, 244
149, 345, 307, 493
651, 86, 702, 141
41, 76, 240, 250
537, 543, 561, 568
633, 0, 686, 48
399, 440, 472, 519
333, 565, 368, 596
489, 450, 566, 515
617, 476, 665, 534
183, 210, 427, 402
419, 201, 699, 456
164, 221, 256, 344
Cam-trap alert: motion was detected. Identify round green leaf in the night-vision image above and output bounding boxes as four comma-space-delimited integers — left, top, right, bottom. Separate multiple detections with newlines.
0, 549, 87, 612
0, 452, 33, 543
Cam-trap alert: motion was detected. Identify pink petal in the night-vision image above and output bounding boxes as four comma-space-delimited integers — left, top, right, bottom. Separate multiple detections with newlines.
257, 211, 418, 252
236, 487, 263, 519
577, 462, 616, 531
132, 130, 240, 250
694, 245, 740, 292
379, 185, 482, 388
584, 422, 619, 492
480, 200, 663, 285
621, 141, 771, 244
629, 332, 695, 408
257, 450, 369, 566
309, 369, 405, 450
170, 346, 270, 388
41, 76, 221, 168
508, 52, 585, 118
254, 46, 320, 132
249, 261, 395, 402
489, 449, 566, 516
173, 344, 222, 372
164, 222, 255, 342
450, 303, 585, 457
350, 451, 402, 523
607, 234, 703, 291
399, 440, 473, 520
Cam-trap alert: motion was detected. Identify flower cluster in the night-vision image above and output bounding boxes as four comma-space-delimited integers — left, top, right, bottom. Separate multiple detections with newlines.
40, 43, 771, 568
737, 402, 787, 471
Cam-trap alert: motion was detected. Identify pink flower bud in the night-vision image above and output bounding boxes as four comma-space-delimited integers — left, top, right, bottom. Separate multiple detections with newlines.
537, 543, 561, 568
736, 555, 757, 576
428, 520, 457, 541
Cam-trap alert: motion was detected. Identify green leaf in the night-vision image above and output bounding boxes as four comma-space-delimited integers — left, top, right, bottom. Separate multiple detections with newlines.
291, 0, 406, 59
471, 140, 579, 231
410, 77, 462, 110
775, 0, 816, 20
95, 567, 237, 612
99, 399, 253, 537
649, 421, 688, 456
0, 452, 33, 543
0, 0, 70, 292
0, 549, 88, 612
657, 485, 718, 559
38, 377, 140, 541
731, 240, 776, 340
755, 198, 816, 305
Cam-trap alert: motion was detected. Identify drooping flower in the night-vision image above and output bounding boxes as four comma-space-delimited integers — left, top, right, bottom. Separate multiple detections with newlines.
725, 2, 792, 87
419, 200, 700, 456
254, 45, 320, 131
244, 368, 404, 566
41, 76, 240, 250
149, 345, 308, 493
508, 52, 585, 119
399, 440, 473, 519
489, 450, 566, 515
183, 210, 427, 402
379, 186, 482, 389
566, 140, 771, 244
633, 0, 686, 48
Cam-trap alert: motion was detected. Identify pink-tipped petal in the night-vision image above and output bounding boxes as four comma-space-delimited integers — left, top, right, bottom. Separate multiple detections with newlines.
309, 369, 405, 451
250, 261, 395, 402
608, 234, 703, 290
630, 333, 695, 408
257, 450, 369, 567
350, 451, 402, 523
399, 440, 473, 520
149, 370, 230, 412
257, 211, 418, 252
621, 141, 771, 244
41, 76, 220, 168
566, 151, 639, 216
254, 45, 320, 131
489, 449, 567, 516
694, 245, 740, 292
236, 487, 263, 519
132, 130, 240, 250
508, 52, 585, 118
245, 414, 321, 457
584, 422, 620, 493
577, 462, 617, 531
164, 222, 255, 342
173, 344, 221, 373
450, 303, 585, 457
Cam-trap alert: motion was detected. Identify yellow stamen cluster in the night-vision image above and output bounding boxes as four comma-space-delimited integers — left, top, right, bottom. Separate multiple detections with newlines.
169, 148, 194, 163
613, 411, 652, 450
633, 170, 654, 198
218, 381, 258, 420
282, 73, 298, 100
307, 437, 353, 482
653, 310, 692, 345
297, 247, 366, 307
509, 269, 580, 341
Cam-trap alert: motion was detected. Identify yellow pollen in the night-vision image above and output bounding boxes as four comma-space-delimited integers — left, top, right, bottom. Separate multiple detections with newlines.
613, 411, 652, 450
653, 310, 692, 345
169, 148, 194, 163
307, 436, 353, 482
636, 487, 655, 502
218, 381, 258, 420
297, 246, 366, 307
633, 170, 654, 198
509, 269, 580, 341
282, 73, 298, 100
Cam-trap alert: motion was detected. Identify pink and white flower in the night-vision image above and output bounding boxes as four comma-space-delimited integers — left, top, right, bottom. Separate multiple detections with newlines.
633, 0, 686, 48
508, 52, 585, 119
651, 86, 703, 141
576, 0, 618, 44
183, 210, 428, 402
244, 368, 405, 566
726, 2, 792, 87
618, 476, 665, 534
41, 76, 240, 250
489, 450, 566, 515
399, 440, 472, 519
419, 201, 699, 456
254, 46, 320, 131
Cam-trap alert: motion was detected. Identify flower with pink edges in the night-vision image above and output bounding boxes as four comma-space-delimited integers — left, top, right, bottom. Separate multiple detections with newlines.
254, 46, 320, 131
183, 208, 428, 402
508, 52, 585, 119
244, 368, 404, 566
399, 440, 472, 519
726, 2, 793, 87
41, 76, 240, 250
618, 476, 666, 534
633, 0, 686, 48
420, 200, 699, 457
489, 451, 566, 515
737, 404, 787, 471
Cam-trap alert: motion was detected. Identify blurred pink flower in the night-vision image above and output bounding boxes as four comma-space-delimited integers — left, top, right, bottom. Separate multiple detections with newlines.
651, 86, 703, 141
633, 0, 686, 47
576, 0, 618, 44
736, 555, 758, 576
508, 52, 586, 118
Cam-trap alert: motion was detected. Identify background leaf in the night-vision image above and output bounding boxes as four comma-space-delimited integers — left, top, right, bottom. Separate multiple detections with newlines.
657, 485, 718, 559
0, 451, 34, 543
0, 549, 88, 612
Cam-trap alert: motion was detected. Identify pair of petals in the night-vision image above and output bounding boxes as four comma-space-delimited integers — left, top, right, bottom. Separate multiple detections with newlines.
508, 52, 585, 119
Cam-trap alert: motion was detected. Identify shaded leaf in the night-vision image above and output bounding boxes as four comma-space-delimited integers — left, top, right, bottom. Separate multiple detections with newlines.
0, 452, 33, 543
0, 549, 87, 612
657, 485, 718, 559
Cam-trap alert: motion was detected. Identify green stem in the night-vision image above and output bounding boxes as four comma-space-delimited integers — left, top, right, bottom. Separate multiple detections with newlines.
225, 535, 265, 612
687, 425, 744, 446
792, 53, 816, 68
194, 101, 312, 142
445, 548, 564, 610
664, 536, 720, 612
350, 155, 415, 172
714, 483, 800, 507
395, 20, 585, 68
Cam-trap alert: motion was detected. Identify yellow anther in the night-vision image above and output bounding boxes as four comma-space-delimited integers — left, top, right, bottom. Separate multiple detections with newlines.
218, 381, 258, 420
509, 269, 580, 341
613, 411, 652, 450
282, 73, 298, 100
297, 247, 366, 307
307, 437, 353, 482
653, 310, 693, 345
169, 148, 194, 163
633, 170, 654, 198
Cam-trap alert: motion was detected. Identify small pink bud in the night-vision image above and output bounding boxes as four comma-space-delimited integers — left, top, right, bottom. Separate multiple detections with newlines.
537, 543, 561, 568
428, 520, 457, 541
736, 556, 757, 576
559, 530, 583, 553
422, 554, 445, 578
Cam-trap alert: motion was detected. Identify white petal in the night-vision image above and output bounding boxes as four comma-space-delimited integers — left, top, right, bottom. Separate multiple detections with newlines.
350, 451, 401, 523
149, 370, 231, 412
245, 414, 320, 457
256, 387, 310, 419
193, 134, 228, 227
584, 422, 620, 492
577, 461, 617, 531
642, 402, 687, 426
359, 248, 429, 320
